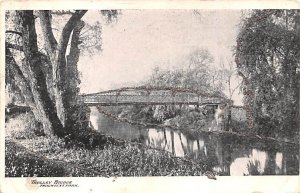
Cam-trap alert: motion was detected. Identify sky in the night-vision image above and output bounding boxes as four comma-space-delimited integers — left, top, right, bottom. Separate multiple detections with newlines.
78, 10, 243, 105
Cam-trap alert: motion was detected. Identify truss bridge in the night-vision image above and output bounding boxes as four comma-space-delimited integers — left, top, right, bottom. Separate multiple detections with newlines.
79, 86, 232, 106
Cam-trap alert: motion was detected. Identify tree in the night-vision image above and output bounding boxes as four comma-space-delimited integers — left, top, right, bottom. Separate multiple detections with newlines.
5, 10, 120, 148
235, 10, 300, 138
218, 59, 241, 101
146, 48, 225, 96
38, 10, 87, 129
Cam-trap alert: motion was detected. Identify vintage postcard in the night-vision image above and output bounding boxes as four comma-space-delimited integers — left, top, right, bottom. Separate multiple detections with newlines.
1, 1, 300, 193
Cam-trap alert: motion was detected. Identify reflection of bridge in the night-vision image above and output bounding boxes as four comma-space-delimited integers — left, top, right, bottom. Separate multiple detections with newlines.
80, 86, 232, 106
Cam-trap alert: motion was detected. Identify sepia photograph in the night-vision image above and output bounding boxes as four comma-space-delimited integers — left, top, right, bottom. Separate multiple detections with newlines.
3, 6, 300, 184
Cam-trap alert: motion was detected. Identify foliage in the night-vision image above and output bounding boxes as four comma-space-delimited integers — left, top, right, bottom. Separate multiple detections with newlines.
244, 160, 263, 176
166, 109, 209, 129
100, 10, 120, 24
5, 112, 44, 139
146, 48, 226, 97
235, 10, 300, 138
153, 105, 177, 122
6, 134, 205, 177
101, 105, 216, 132
78, 21, 102, 56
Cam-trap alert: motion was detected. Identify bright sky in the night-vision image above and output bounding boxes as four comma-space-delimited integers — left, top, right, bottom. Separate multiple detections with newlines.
78, 10, 243, 104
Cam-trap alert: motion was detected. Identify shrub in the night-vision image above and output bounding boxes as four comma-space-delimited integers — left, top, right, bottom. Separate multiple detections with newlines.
5, 112, 44, 139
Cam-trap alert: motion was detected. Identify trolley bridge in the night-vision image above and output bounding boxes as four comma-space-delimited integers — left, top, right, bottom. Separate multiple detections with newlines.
79, 86, 232, 106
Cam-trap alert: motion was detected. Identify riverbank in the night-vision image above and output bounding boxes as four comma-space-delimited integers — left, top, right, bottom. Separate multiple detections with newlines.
96, 105, 248, 131
96, 105, 215, 130
96, 106, 298, 145
5, 112, 205, 177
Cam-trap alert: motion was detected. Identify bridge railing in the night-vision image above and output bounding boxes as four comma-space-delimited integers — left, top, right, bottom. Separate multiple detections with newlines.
80, 94, 227, 106
79, 86, 231, 106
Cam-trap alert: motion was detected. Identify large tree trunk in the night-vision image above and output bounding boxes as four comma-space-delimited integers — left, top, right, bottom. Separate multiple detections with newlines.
39, 10, 87, 128
18, 11, 65, 137
6, 48, 41, 123
7, 10, 122, 149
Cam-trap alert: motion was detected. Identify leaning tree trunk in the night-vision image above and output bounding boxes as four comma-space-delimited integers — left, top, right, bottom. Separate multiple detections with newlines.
17, 11, 65, 137
6, 48, 42, 123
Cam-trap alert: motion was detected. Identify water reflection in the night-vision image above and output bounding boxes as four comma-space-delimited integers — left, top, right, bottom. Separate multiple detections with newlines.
90, 107, 299, 176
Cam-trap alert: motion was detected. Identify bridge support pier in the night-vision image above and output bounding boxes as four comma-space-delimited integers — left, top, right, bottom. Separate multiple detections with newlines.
214, 104, 233, 131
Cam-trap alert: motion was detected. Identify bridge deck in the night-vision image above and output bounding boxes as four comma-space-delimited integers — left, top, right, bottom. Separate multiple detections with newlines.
79, 87, 231, 106
80, 94, 228, 106
83, 101, 223, 106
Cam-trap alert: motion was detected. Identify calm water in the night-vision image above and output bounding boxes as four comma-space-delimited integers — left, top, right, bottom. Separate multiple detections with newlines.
89, 107, 299, 176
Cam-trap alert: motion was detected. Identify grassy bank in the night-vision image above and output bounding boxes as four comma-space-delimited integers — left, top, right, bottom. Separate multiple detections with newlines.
5, 113, 205, 177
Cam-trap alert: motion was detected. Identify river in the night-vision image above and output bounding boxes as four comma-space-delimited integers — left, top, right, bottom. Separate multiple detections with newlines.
89, 106, 299, 176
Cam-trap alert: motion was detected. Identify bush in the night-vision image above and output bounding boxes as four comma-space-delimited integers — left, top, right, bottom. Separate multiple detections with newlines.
166, 109, 210, 130
5, 112, 44, 139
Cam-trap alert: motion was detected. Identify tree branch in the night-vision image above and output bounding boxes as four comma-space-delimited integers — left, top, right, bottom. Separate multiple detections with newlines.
237, 70, 247, 80
39, 11, 58, 53
6, 30, 22, 36
57, 10, 87, 59
54, 10, 87, 85
230, 82, 242, 99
